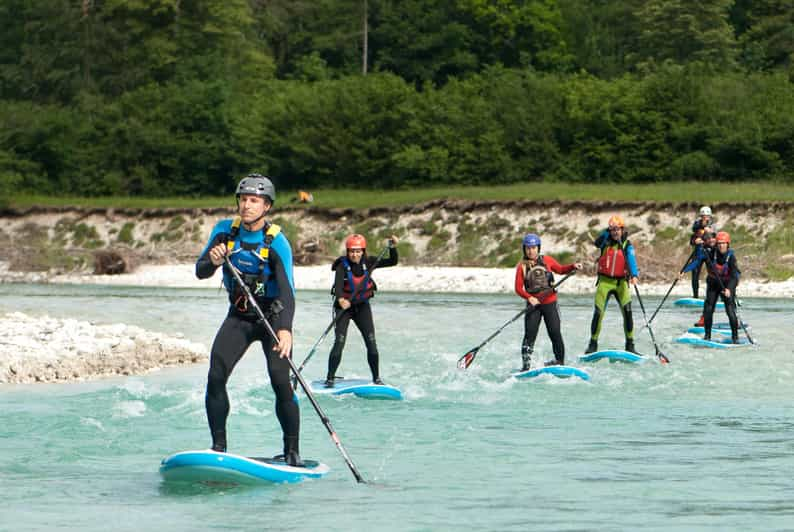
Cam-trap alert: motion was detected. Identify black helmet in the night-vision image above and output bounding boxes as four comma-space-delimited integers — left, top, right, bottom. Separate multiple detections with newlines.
236, 174, 275, 203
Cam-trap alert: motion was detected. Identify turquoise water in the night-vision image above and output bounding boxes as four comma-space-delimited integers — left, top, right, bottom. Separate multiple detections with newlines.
2, 284, 793, 531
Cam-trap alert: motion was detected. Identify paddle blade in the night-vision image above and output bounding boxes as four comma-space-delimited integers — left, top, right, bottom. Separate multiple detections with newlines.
457, 349, 478, 370
656, 350, 670, 364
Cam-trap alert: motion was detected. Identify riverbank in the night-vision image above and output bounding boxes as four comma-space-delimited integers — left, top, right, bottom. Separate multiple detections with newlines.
3, 263, 793, 297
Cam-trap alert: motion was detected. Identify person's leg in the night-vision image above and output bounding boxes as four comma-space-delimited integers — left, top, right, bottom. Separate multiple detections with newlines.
522, 306, 542, 370
261, 326, 302, 466
703, 280, 719, 340
587, 280, 613, 353
615, 280, 635, 352
206, 315, 255, 451
542, 302, 565, 364
326, 307, 352, 385
352, 302, 381, 382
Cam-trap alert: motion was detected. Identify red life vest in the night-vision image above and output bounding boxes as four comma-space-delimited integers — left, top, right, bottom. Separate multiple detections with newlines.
340, 257, 375, 302
597, 242, 628, 278
523, 257, 554, 293
708, 250, 735, 282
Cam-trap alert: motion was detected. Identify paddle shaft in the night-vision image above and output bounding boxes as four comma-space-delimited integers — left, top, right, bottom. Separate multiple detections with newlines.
647, 247, 699, 325
457, 270, 576, 369
224, 257, 367, 483
700, 253, 754, 344
633, 284, 669, 364
292, 245, 392, 388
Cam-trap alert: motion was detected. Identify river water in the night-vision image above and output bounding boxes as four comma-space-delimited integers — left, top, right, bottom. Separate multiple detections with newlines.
1, 284, 793, 531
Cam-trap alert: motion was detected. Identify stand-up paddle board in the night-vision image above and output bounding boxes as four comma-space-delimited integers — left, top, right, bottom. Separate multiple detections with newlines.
578, 350, 648, 364
159, 450, 329, 484
309, 378, 404, 400
675, 335, 753, 349
673, 297, 724, 309
687, 327, 733, 335
512, 366, 590, 381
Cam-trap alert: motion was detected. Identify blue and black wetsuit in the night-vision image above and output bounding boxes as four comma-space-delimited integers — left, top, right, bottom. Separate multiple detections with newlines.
326, 248, 398, 384
689, 217, 715, 298
196, 219, 298, 457
682, 245, 740, 341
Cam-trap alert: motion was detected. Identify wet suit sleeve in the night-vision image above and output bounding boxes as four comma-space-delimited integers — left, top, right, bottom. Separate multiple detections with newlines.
514, 263, 531, 299
267, 247, 295, 332
625, 242, 639, 278
371, 247, 399, 269
593, 230, 609, 249
196, 220, 230, 279
681, 247, 705, 274
543, 255, 576, 275
726, 253, 740, 292
333, 264, 346, 300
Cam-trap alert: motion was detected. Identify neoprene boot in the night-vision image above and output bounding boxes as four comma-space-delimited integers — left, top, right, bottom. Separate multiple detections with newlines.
731, 332, 739, 344
211, 431, 227, 453
585, 339, 598, 354
324, 376, 335, 388
625, 339, 638, 354
704, 332, 711, 341
283, 436, 304, 467
521, 347, 532, 371
373, 378, 384, 385
544, 359, 561, 366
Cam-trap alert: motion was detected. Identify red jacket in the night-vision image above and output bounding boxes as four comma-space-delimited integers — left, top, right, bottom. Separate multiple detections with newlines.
514, 255, 576, 305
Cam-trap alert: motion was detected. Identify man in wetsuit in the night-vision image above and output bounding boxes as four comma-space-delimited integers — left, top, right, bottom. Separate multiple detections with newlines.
514, 233, 582, 370
585, 215, 640, 354
690, 206, 716, 301
195, 174, 301, 465
325, 233, 399, 387
680, 231, 741, 343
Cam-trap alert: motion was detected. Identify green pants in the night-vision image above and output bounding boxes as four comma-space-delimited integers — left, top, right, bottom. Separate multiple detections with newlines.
590, 276, 634, 341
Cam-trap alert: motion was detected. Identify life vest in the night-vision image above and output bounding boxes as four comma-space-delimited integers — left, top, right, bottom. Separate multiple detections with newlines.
339, 257, 375, 302
223, 217, 282, 311
597, 240, 628, 278
523, 256, 554, 293
708, 249, 735, 283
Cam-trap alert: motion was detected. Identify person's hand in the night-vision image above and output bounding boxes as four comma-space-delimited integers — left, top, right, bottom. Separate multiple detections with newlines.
209, 243, 228, 266
694, 237, 703, 245
678, 272, 685, 280
338, 298, 351, 310
723, 288, 731, 298
527, 296, 540, 306
388, 235, 399, 248
573, 263, 583, 270
274, 330, 293, 358
630, 276, 639, 285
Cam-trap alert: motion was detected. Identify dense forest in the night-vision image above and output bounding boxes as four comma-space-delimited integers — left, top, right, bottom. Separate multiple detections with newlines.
1, 0, 793, 196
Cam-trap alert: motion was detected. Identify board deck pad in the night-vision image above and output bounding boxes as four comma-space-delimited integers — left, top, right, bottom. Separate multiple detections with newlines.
578, 350, 648, 364
673, 297, 725, 309
512, 365, 590, 381
675, 335, 753, 349
159, 450, 330, 484
309, 378, 404, 400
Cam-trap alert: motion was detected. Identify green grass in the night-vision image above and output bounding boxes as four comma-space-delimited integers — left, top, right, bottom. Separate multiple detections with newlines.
6, 181, 794, 210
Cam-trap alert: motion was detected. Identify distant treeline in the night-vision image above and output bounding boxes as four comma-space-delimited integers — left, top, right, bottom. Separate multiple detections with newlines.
1, 0, 793, 196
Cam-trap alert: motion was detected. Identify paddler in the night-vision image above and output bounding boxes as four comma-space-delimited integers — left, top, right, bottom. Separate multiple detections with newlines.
585, 215, 640, 354
324, 234, 399, 387
679, 231, 741, 343
195, 174, 302, 465
514, 233, 582, 370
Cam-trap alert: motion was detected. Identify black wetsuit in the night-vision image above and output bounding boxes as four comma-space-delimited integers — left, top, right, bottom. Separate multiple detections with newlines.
326, 248, 398, 382
196, 226, 297, 456
702, 248, 740, 341
523, 303, 564, 364
689, 218, 715, 298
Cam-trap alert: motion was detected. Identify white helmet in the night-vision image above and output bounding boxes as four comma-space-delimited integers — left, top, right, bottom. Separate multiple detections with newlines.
699, 206, 712, 217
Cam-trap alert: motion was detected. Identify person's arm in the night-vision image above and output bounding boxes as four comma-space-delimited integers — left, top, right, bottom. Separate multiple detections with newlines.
593, 230, 609, 248
514, 263, 531, 299
371, 246, 399, 268
626, 242, 640, 279
196, 222, 229, 279
333, 264, 347, 305
727, 254, 740, 292
543, 255, 576, 274
267, 248, 295, 333
681, 248, 704, 274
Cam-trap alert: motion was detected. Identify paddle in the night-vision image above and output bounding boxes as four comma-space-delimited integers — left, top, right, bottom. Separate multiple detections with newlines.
633, 284, 670, 364
291, 244, 392, 389
224, 256, 367, 483
700, 253, 754, 345
457, 271, 576, 370
647, 247, 699, 326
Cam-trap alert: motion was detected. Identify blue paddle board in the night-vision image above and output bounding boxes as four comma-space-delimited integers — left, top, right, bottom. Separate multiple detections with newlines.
675, 336, 753, 349
578, 350, 648, 364
674, 297, 724, 309
309, 378, 404, 400
159, 450, 329, 484
512, 366, 590, 381
687, 327, 733, 336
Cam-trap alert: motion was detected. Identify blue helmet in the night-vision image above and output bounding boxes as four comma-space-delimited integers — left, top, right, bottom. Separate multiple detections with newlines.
522, 233, 541, 249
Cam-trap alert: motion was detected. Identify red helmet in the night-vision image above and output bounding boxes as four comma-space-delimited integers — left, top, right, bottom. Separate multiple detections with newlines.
345, 234, 366, 250
716, 231, 730, 244
607, 214, 625, 228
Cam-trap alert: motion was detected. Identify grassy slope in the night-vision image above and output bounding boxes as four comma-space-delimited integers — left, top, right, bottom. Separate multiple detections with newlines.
6, 181, 794, 210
